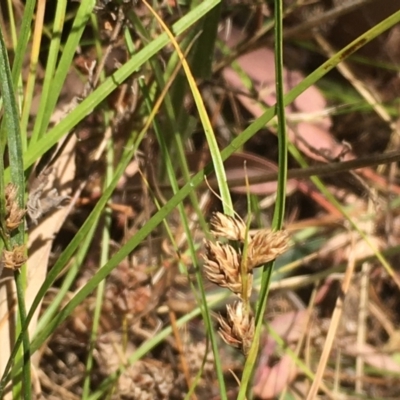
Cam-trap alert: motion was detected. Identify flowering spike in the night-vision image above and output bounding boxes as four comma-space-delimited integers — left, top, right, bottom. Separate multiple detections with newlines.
210, 212, 247, 242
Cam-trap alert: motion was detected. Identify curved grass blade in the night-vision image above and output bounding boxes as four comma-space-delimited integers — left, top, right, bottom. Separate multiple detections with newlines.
4, 0, 221, 182
2, 4, 399, 391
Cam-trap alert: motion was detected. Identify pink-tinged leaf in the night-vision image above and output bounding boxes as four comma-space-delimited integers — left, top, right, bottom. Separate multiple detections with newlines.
253, 311, 308, 398
269, 310, 308, 342
221, 26, 400, 194
222, 59, 345, 163
222, 27, 339, 159
253, 355, 298, 399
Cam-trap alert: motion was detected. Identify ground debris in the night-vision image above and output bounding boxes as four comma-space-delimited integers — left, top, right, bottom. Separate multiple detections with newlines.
27, 168, 70, 225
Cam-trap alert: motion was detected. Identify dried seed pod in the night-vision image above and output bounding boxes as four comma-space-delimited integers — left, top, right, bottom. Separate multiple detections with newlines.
247, 229, 289, 270
4, 184, 25, 231
218, 301, 255, 356
2, 245, 27, 270
5, 183, 18, 210
210, 212, 247, 242
6, 208, 25, 231
203, 240, 252, 298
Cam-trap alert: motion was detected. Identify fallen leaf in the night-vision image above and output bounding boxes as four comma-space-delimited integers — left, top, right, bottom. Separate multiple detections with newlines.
253, 310, 309, 399
0, 135, 76, 379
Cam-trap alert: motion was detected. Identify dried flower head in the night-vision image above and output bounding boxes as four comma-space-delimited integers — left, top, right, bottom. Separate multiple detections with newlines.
4, 183, 25, 231
247, 229, 289, 270
6, 208, 26, 231
2, 245, 27, 270
5, 183, 18, 209
218, 301, 255, 355
210, 212, 247, 242
203, 240, 252, 298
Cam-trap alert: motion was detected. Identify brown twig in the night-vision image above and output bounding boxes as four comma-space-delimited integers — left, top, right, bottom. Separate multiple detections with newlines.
205, 151, 400, 189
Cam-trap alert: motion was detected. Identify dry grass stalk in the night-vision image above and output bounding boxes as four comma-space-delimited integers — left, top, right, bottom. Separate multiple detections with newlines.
203, 212, 289, 356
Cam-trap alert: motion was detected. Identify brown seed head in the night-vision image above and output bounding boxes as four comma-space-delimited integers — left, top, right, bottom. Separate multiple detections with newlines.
203, 240, 252, 297
210, 212, 247, 242
247, 229, 289, 270
218, 314, 242, 349
6, 204, 26, 231
4, 183, 25, 231
5, 184, 18, 209
2, 245, 27, 270
218, 301, 255, 356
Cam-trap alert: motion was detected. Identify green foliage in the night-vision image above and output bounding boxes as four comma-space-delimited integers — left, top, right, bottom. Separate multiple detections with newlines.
1, 0, 400, 398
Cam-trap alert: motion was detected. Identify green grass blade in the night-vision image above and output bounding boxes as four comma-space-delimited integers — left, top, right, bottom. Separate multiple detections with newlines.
82, 134, 113, 399
25, 3, 400, 359
0, 20, 29, 399
10, 0, 36, 88
238, 0, 288, 396
26, 0, 67, 144
191, 2, 221, 79
143, 0, 232, 215
31, 0, 94, 143
0, 1, 222, 379
35, 218, 99, 334
2, 5, 399, 394
4, 0, 221, 182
